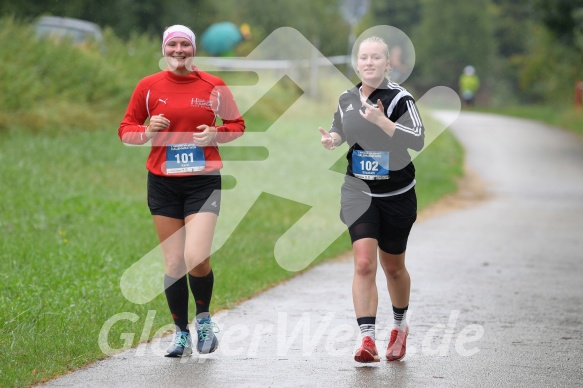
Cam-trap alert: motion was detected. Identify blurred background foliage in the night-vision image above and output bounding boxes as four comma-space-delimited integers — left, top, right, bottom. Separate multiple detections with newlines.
1, 0, 582, 109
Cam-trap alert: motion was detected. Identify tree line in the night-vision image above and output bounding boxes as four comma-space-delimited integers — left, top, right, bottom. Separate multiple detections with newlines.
1, 0, 581, 105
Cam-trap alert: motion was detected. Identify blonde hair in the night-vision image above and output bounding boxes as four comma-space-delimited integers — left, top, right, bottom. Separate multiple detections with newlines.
358, 36, 390, 60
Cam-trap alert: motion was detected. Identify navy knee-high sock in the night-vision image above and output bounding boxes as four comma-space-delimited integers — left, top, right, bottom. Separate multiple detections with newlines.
188, 270, 214, 320
164, 274, 189, 332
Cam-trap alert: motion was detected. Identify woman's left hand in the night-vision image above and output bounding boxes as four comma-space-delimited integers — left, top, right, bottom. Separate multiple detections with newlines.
359, 99, 388, 127
194, 125, 218, 146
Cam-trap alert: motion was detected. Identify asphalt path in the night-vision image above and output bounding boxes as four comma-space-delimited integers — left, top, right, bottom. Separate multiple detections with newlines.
43, 112, 583, 387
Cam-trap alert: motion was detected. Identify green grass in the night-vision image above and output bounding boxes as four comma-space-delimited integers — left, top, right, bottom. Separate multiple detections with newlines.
474, 105, 583, 137
415, 118, 464, 210
0, 17, 163, 133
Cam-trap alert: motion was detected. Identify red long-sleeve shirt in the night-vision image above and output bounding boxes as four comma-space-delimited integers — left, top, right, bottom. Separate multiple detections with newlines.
118, 69, 245, 176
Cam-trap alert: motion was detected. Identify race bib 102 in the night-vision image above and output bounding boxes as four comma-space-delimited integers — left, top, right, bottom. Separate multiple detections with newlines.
352, 150, 389, 180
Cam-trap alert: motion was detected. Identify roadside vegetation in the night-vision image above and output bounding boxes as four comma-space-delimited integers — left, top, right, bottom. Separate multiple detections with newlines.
476, 105, 583, 137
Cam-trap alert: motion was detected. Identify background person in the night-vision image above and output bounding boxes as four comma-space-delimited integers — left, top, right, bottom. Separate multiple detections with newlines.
318, 36, 424, 363
118, 24, 245, 358
388, 45, 409, 83
459, 65, 480, 107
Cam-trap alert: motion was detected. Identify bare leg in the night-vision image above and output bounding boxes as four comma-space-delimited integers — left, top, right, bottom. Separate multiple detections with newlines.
352, 238, 379, 318
378, 249, 410, 309
183, 212, 218, 276
152, 215, 186, 277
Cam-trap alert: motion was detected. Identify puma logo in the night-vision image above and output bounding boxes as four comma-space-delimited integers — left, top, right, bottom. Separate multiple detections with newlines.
159, 98, 168, 104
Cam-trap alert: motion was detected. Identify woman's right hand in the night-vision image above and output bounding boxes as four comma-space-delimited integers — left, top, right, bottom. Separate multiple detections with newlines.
319, 127, 336, 150
146, 114, 170, 138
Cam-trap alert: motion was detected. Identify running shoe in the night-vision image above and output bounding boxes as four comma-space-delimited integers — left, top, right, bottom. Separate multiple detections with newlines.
354, 336, 380, 363
165, 331, 192, 358
386, 325, 409, 361
195, 318, 219, 354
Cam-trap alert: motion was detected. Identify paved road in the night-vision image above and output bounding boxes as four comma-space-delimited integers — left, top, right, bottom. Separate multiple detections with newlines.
44, 112, 583, 387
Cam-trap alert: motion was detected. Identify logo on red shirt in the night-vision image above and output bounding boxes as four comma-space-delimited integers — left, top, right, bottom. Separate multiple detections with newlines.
191, 98, 212, 109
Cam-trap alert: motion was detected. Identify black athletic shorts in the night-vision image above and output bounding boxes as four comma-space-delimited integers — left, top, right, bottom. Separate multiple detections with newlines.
147, 171, 221, 219
340, 179, 417, 255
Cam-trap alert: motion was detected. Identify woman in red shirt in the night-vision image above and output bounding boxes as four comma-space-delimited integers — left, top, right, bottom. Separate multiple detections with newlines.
119, 25, 245, 358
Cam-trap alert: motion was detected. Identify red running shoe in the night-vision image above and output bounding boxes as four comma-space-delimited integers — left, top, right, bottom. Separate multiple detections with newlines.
354, 336, 380, 363
386, 325, 409, 361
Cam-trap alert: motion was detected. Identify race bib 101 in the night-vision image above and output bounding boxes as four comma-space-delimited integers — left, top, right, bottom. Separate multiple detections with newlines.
166, 143, 205, 174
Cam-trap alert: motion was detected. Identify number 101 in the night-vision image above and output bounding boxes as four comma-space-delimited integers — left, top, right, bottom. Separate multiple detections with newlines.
175, 153, 194, 163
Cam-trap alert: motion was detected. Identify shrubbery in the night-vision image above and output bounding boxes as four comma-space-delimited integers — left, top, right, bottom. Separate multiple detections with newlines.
0, 17, 159, 132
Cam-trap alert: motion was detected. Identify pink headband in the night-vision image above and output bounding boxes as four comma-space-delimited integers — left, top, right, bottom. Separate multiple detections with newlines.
162, 25, 196, 55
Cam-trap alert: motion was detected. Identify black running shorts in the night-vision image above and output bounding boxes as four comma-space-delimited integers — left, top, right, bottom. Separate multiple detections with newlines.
340, 179, 417, 255
147, 171, 221, 219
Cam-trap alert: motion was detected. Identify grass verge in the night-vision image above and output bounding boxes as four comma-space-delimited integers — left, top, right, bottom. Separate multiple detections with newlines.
474, 105, 583, 137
